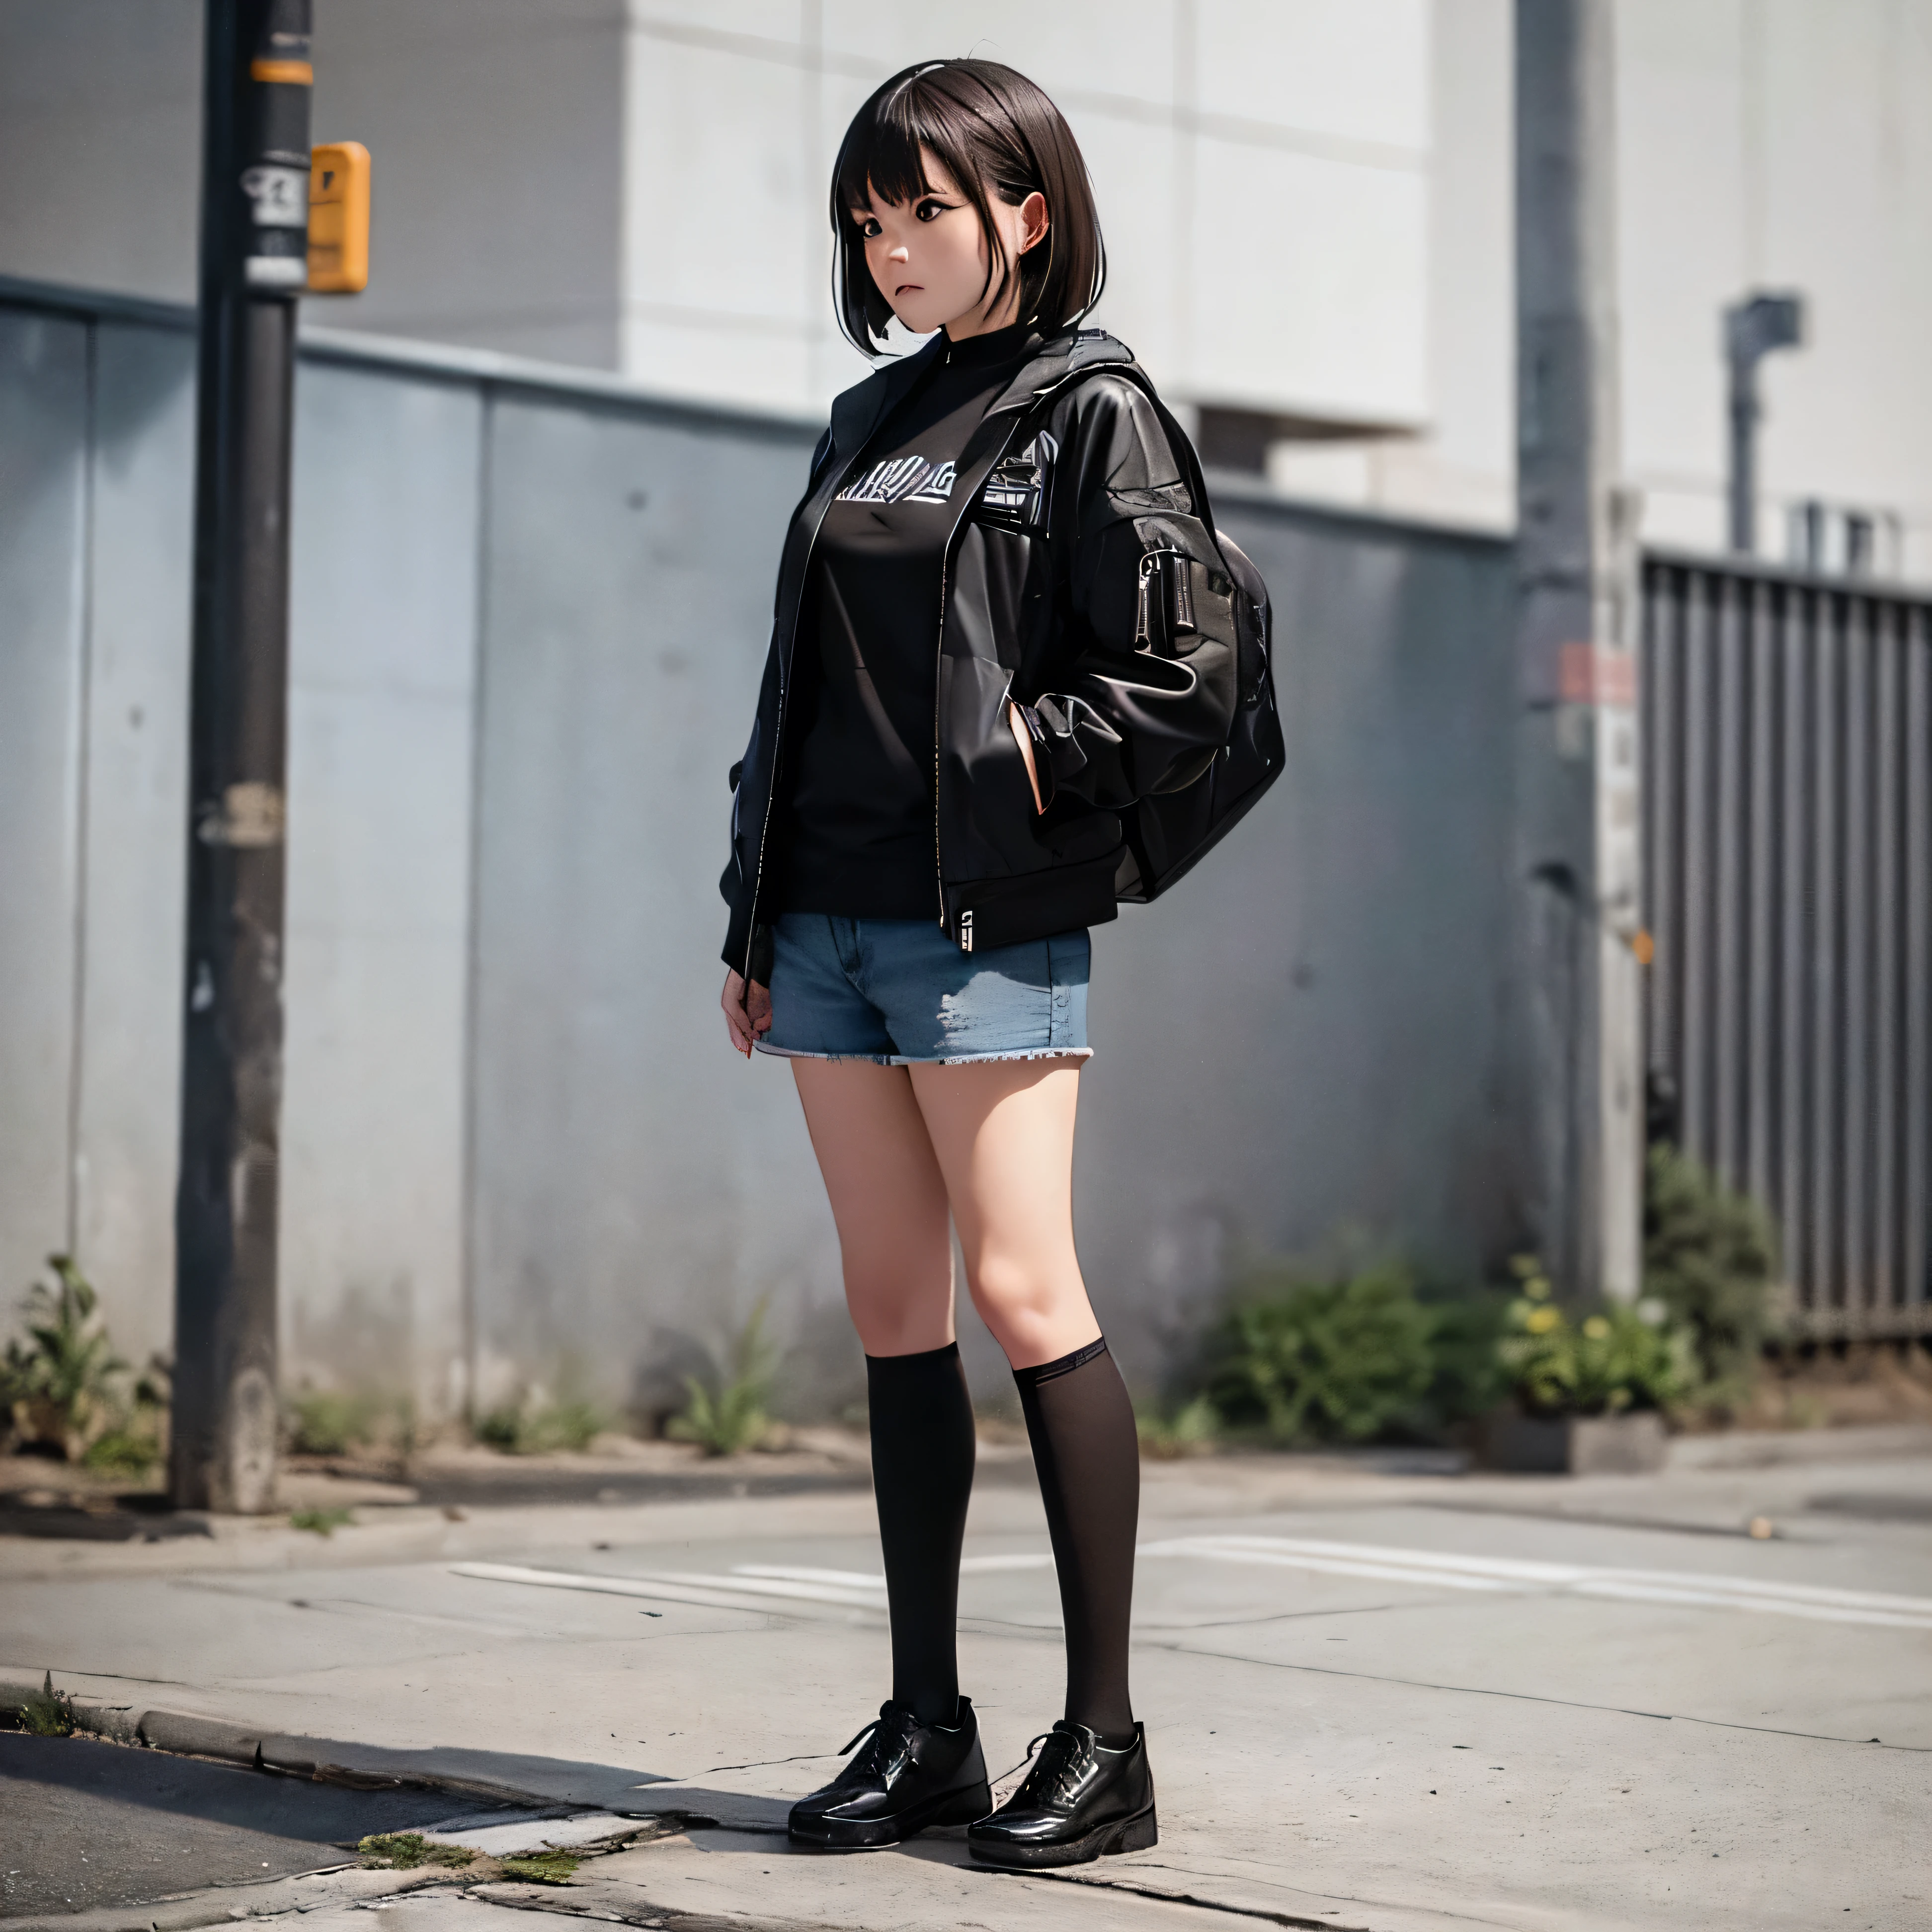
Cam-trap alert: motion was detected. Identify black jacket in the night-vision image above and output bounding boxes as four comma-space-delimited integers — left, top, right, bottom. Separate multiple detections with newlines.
722, 327, 1268, 975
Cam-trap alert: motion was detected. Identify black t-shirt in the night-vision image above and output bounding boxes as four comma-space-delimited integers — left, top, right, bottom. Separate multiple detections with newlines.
778, 323, 1037, 919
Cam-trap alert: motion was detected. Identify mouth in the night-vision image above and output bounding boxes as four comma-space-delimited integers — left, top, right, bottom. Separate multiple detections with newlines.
895, 283, 922, 297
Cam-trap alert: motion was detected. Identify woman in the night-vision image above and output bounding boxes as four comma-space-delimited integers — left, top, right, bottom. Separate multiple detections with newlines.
718, 59, 1251, 1870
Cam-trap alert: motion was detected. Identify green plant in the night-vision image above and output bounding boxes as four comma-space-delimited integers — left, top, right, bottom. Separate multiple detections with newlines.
289, 1505, 354, 1536
357, 1833, 474, 1871
1496, 1257, 1692, 1417
1135, 1393, 1219, 1458
1644, 1143, 1781, 1402
2, 1256, 130, 1460
289, 1389, 376, 1457
1201, 1260, 1434, 1445
667, 1302, 776, 1455
500, 1851, 579, 1884
475, 1404, 523, 1450
1418, 1286, 1511, 1428
475, 1394, 609, 1454
83, 1426, 161, 1477
15, 1672, 74, 1737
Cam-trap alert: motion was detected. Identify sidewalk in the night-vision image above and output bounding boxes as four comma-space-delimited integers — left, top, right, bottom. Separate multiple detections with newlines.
4, 1432, 1930, 1932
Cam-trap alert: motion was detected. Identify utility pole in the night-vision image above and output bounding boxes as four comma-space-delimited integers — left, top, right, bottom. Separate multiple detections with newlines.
171, 0, 313, 1512
1724, 291, 1805, 554
1512, 0, 1642, 1301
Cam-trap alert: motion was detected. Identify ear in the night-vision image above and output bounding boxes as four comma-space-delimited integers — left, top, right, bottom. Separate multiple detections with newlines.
1016, 190, 1049, 256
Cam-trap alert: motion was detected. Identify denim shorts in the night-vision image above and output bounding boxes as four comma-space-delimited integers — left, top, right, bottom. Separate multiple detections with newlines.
755, 913, 1091, 1065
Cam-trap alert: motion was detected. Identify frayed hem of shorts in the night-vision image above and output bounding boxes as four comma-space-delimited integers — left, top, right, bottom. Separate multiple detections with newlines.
755, 1041, 1093, 1067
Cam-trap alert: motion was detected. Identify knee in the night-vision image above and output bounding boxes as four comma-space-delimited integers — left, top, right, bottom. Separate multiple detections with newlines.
966, 1252, 1075, 1349
843, 1258, 953, 1357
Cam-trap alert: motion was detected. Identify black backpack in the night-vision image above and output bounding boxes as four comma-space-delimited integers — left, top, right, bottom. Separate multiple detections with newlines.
1102, 376, 1286, 903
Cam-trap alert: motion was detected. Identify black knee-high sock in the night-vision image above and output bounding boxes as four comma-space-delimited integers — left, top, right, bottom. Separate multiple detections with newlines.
866, 1342, 976, 1726
1013, 1337, 1139, 1742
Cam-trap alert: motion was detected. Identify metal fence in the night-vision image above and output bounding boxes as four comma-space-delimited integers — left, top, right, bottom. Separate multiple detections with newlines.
1641, 551, 1932, 1336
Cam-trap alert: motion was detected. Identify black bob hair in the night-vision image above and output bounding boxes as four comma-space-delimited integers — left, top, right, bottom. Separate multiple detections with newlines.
831, 60, 1107, 355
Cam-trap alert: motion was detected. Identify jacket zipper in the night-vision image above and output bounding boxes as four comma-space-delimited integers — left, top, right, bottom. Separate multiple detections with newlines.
930, 364, 1098, 947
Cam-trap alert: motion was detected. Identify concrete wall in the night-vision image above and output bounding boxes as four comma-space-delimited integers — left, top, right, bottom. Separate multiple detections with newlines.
0, 283, 1516, 1423
8, 1, 1932, 564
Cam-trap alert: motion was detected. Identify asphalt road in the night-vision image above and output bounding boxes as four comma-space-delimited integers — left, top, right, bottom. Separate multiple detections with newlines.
0, 1732, 498, 1920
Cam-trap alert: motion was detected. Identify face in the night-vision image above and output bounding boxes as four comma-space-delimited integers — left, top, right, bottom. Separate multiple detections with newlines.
852, 147, 1049, 339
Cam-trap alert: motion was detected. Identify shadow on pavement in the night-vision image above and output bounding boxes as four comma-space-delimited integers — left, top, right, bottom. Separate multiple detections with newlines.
0, 1730, 506, 1919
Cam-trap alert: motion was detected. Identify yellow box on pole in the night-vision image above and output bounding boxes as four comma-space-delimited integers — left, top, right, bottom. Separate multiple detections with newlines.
307, 142, 370, 294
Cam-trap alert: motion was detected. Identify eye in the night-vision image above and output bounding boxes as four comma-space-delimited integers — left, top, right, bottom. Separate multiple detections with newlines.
915, 198, 948, 223
856, 215, 881, 239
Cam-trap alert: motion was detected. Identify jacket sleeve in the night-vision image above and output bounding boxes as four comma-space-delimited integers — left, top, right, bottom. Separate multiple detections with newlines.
1012, 375, 1238, 811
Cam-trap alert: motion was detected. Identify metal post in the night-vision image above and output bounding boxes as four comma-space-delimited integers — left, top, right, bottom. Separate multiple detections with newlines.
1513, 0, 1643, 1300
1725, 292, 1805, 554
171, 0, 312, 1513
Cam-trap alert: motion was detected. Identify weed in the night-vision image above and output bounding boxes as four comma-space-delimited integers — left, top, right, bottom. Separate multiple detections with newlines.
356, 1833, 474, 1870
289, 1506, 354, 1536
475, 1395, 608, 1455
289, 1389, 376, 1457
500, 1851, 580, 1884
475, 1405, 523, 1450
17, 1672, 74, 1737
1135, 1394, 1218, 1458
1644, 1143, 1781, 1406
667, 1302, 776, 1456
1201, 1260, 1435, 1445
2, 1256, 129, 1460
82, 1427, 161, 1477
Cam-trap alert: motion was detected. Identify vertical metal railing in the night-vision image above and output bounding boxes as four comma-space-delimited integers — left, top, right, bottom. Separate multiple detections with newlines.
1641, 551, 1932, 1336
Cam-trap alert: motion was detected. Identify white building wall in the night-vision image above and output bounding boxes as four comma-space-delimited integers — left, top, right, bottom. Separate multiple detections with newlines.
1616, 0, 1932, 577
616, 2, 1435, 432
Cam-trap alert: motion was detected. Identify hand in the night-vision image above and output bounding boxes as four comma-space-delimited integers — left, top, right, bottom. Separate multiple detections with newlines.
722, 969, 773, 1056
1007, 700, 1046, 815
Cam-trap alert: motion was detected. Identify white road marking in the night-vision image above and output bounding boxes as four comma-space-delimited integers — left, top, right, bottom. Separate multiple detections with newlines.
1140, 1535, 1932, 1629
456, 1535, 1932, 1632
451, 1561, 880, 1611
732, 1564, 885, 1589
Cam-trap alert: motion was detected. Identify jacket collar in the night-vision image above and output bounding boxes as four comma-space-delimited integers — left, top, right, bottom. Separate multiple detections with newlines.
985, 327, 1134, 417
825, 326, 1135, 457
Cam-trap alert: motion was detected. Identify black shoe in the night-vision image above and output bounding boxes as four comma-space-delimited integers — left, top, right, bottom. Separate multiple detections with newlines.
787, 1698, 992, 1850
967, 1720, 1156, 1869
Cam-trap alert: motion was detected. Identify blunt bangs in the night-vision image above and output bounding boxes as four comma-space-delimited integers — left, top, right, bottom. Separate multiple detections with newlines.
830, 60, 1107, 356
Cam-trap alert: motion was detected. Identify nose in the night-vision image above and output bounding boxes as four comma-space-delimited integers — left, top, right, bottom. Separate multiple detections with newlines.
888, 242, 909, 264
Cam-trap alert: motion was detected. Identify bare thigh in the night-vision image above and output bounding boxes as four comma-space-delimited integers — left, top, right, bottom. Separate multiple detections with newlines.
790, 1058, 955, 1356
908, 1057, 1100, 1370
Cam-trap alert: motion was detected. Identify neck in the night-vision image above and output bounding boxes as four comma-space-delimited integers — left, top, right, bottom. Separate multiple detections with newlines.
944, 297, 1025, 342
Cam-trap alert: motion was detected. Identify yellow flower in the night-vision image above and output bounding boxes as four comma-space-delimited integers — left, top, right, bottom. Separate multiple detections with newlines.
1582, 1315, 1611, 1341
1526, 1306, 1561, 1335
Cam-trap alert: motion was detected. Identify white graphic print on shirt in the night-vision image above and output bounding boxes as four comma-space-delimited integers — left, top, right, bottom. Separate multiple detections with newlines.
836, 455, 957, 506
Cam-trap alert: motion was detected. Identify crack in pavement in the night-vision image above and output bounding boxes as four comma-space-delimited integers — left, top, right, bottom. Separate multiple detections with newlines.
1152, 1640, 1927, 1749
692, 1752, 839, 1776
1040, 1856, 1570, 1932
1010, 1862, 1374, 1930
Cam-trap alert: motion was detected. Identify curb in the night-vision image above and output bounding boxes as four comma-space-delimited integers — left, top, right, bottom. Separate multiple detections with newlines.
0, 1864, 467, 1932
0, 1670, 553, 1808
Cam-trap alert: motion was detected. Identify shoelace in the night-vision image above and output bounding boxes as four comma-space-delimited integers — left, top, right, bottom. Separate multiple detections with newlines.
837, 1709, 916, 1779
1007, 1727, 1086, 1809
